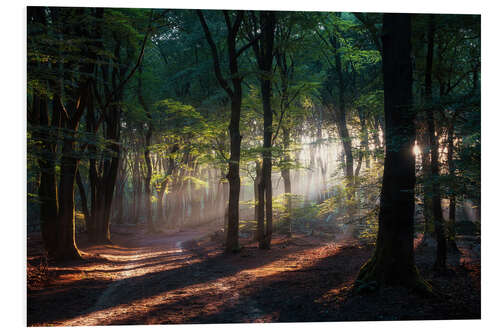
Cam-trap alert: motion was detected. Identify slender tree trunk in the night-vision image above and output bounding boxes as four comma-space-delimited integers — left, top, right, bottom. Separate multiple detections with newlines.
143, 122, 154, 232
254, 11, 276, 249
359, 109, 370, 169
197, 10, 249, 252
157, 186, 165, 225
424, 15, 447, 270
417, 122, 434, 244
115, 187, 124, 224
76, 169, 90, 230
222, 178, 229, 238
138, 65, 155, 233
333, 33, 354, 186
372, 116, 383, 162
281, 126, 293, 236
226, 95, 242, 251
447, 120, 460, 252
254, 160, 262, 241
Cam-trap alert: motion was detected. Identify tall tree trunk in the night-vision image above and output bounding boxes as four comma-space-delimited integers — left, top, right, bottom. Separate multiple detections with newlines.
57, 136, 83, 260
115, 187, 124, 225
254, 11, 276, 249
332, 33, 354, 187
226, 94, 242, 251
55, 83, 89, 261
53, 9, 94, 257
197, 10, 251, 252
357, 14, 428, 291
417, 122, 434, 244
281, 126, 293, 236
222, 177, 229, 238
446, 119, 460, 252
157, 182, 166, 226
29, 6, 59, 258
359, 108, 370, 169
76, 169, 90, 230
254, 160, 262, 240
87, 95, 98, 238
424, 15, 447, 270
331, 30, 355, 218
37, 95, 59, 257
140, 87, 155, 233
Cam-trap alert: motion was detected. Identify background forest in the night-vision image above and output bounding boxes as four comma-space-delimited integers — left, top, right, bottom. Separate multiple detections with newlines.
25, 4, 482, 326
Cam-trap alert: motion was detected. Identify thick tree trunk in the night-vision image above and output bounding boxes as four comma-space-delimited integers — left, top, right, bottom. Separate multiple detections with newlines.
357, 14, 428, 291
37, 96, 59, 257
56, 132, 83, 260
38, 157, 59, 256
88, 106, 121, 244
29, 7, 60, 258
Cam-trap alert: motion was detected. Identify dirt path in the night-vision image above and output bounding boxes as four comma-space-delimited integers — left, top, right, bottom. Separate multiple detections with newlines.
28, 229, 480, 326
62, 228, 215, 326
28, 226, 217, 326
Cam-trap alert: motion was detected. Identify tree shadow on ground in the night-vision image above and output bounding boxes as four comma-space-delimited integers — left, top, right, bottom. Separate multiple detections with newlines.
28, 235, 326, 325
105, 243, 371, 325
28, 233, 480, 326
106, 238, 480, 324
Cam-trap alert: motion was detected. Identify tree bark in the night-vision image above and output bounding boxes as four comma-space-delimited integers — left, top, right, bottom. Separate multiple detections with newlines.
37, 96, 60, 257
138, 65, 155, 233
198, 10, 251, 252
281, 126, 293, 236
254, 160, 262, 240
252, 11, 276, 249
357, 14, 428, 291
56, 132, 83, 260
415, 117, 435, 246
29, 6, 59, 258
359, 108, 370, 169
446, 118, 460, 252
76, 169, 90, 230
332, 31, 354, 187
424, 15, 447, 270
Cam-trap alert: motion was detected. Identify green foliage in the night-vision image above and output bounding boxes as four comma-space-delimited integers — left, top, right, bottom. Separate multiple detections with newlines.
27, 8, 480, 247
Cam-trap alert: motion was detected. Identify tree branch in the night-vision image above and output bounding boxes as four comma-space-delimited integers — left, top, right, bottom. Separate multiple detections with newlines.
197, 10, 234, 98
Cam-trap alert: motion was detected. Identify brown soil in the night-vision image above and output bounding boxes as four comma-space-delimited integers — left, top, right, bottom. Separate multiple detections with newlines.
27, 226, 480, 326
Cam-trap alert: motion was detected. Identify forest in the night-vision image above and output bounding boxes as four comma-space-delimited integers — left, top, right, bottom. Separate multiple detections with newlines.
26, 7, 480, 326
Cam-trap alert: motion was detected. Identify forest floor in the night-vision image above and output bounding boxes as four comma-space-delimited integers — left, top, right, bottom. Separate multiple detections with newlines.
27, 224, 480, 326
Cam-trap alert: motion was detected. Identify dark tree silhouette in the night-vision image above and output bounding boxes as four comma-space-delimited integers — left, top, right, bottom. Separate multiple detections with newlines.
357, 13, 429, 291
